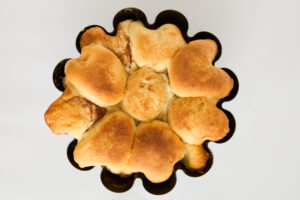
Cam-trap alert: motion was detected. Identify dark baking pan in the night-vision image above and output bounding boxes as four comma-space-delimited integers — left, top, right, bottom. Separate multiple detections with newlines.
52, 7, 239, 195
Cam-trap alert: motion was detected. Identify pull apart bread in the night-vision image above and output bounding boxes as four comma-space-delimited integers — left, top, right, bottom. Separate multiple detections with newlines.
44, 20, 233, 183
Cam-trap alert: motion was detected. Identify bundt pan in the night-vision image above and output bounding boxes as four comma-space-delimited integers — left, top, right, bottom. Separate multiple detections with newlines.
52, 7, 239, 195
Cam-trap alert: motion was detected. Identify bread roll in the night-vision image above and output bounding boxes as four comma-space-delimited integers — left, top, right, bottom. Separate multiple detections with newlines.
44, 80, 105, 139
182, 143, 209, 170
169, 39, 233, 98
80, 20, 132, 67
129, 21, 186, 72
73, 111, 135, 174
122, 67, 169, 121
65, 44, 127, 107
168, 97, 229, 145
126, 120, 184, 183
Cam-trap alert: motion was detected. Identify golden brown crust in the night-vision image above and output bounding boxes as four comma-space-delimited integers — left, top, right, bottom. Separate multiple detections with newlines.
168, 97, 229, 144
44, 81, 106, 139
126, 120, 184, 183
122, 67, 169, 121
46, 22, 235, 183
80, 20, 132, 67
182, 143, 209, 170
73, 111, 135, 173
169, 39, 233, 98
65, 44, 127, 107
129, 21, 186, 72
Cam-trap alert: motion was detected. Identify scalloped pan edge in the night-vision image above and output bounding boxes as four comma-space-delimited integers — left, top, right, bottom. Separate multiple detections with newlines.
51, 7, 239, 195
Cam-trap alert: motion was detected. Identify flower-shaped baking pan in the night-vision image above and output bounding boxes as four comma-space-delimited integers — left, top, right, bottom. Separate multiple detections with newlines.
45, 8, 238, 195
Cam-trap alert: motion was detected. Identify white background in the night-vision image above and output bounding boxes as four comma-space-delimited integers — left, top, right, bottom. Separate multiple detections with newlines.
0, 0, 299, 199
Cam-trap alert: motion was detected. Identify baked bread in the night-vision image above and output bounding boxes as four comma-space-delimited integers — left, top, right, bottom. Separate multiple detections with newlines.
45, 19, 234, 183
80, 20, 132, 67
65, 44, 127, 107
44, 80, 106, 139
169, 39, 233, 98
126, 120, 184, 183
182, 143, 209, 170
122, 67, 170, 121
168, 97, 229, 145
129, 21, 186, 72
73, 111, 135, 174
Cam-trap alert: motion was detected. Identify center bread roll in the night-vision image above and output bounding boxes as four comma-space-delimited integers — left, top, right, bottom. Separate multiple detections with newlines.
65, 44, 127, 107
122, 67, 170, 121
